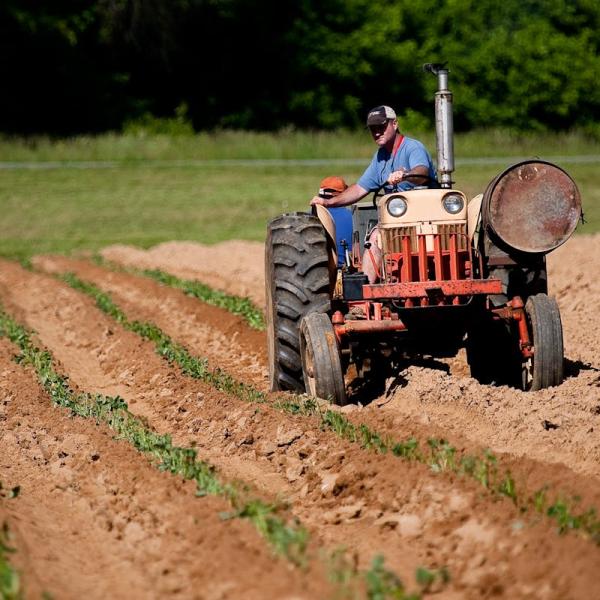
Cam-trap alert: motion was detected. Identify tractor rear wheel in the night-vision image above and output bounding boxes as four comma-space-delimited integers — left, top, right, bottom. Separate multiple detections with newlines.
522, 294, 564, 391
265, 213, 331, 393
299, 312, 347, 404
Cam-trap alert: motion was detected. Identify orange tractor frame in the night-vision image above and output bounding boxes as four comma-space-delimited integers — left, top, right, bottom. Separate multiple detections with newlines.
266, 64, 581, 405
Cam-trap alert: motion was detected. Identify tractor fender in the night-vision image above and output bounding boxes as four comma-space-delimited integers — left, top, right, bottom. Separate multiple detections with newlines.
314, 205, 340, 278
468, 193, 483, 248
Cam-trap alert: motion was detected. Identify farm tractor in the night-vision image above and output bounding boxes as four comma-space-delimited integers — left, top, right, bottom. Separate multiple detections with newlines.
265, 64, 582, 405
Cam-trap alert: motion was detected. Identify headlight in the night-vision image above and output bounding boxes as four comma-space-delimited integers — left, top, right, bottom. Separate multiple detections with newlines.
442, 193, 465, 214
387, 196, 408, 217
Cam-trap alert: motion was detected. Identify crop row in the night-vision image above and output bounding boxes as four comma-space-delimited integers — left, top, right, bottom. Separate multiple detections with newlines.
60, 269, 600, 548
0, 303, 436, 599
92, 256, 266, 330
0, 519, 21, 600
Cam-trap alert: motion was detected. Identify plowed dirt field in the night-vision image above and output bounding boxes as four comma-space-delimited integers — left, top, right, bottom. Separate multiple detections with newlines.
1, 234, 599, 599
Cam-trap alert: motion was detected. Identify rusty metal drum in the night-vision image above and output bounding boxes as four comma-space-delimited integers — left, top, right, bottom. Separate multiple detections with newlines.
482, 160, 581, 254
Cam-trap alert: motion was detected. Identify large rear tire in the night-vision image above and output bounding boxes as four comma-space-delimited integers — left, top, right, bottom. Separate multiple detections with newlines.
265, 213, 331, 393
299, 313, 347, 404
522, 294, 564, 391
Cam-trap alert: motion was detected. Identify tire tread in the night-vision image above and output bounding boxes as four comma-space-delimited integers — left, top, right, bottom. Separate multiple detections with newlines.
265, 213, 331, 392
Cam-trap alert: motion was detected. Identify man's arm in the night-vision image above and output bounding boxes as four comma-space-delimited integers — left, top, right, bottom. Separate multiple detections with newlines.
387, 165, 430, 185
310, 183, 369, 208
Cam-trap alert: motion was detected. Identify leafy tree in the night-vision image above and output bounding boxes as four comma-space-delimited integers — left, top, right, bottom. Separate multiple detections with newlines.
1, 0, 599, 133
414, 0, 600, 130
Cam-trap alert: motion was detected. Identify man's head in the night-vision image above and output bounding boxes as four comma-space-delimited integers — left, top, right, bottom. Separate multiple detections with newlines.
318, 176, 348, 199
366, 105, 397, 147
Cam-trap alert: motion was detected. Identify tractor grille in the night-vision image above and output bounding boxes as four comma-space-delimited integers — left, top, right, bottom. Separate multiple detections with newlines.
381, 223, 467, 253
439, 223, 468, 250
381, 227, 415, 252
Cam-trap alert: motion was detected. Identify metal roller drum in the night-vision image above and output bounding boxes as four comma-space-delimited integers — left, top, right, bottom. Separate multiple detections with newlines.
482, 160, 581, 254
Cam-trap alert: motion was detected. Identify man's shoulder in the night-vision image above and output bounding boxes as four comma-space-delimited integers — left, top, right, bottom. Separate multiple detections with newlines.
402, 136, 427, 150
401, 137, 433, 162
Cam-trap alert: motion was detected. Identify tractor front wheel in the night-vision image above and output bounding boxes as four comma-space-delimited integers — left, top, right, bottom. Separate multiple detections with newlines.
299, 313, 347, 405
522, 294, 564, 391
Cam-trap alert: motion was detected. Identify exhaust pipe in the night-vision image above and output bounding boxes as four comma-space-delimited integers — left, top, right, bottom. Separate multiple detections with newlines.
424, 63, 454, 189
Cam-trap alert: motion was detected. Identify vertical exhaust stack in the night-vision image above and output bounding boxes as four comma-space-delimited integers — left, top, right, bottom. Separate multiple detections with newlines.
424, 63, 454, 189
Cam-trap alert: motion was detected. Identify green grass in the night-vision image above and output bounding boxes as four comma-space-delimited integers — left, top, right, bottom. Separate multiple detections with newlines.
1, 128, 599, 162
0, 131, 597, 260
0, 164, 349, 259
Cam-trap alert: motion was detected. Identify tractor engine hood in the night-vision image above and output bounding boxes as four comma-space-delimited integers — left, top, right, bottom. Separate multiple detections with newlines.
482, 160, 582, 254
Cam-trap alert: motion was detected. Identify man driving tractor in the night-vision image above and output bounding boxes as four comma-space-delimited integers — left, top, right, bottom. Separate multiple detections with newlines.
267, 66, 578, 404
310, 105, 436, 282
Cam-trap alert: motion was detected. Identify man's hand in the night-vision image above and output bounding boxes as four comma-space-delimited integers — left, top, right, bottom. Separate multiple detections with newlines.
309, 183, 368, 208
310, 195, 327, 206
387, 169, 406, 186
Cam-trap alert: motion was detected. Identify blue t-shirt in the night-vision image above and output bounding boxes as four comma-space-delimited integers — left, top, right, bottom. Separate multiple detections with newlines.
328, 207, 353, 266
357, 136, 436, 193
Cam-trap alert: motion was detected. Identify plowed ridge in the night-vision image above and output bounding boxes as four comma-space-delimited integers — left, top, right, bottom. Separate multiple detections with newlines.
0, 233, 597, 598
100, 234, 600, 480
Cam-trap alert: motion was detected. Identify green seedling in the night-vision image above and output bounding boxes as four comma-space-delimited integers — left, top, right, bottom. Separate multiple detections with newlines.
59, 273, 600, 549
415, 567, 450, 593
365, 555, 418, 600
0, 305, 418, 596
497, 472, 517, 504
391, 438, 421, 461
0, 484, 20, 500
427, 439, 457, 473
92, 255, 265, 330
0, 522, 21, 600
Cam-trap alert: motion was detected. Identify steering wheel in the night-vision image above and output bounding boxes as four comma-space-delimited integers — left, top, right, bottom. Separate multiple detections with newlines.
372, 174, 439, 207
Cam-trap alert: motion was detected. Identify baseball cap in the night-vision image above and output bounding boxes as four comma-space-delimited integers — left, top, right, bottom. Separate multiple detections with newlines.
366, 105, 397, 127
319, 176, 348, 197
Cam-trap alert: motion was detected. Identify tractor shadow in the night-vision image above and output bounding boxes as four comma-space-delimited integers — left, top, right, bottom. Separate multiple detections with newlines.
346, 357, 450, 407
564, 357, 600, 379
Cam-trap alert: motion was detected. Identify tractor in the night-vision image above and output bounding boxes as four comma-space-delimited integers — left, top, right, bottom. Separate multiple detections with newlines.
265, 64, 582, 405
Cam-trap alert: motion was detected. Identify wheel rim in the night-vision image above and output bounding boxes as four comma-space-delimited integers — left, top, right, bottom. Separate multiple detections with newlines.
302, 334, 318, 397
299, 313, 346, 404
521, 356, 534, 391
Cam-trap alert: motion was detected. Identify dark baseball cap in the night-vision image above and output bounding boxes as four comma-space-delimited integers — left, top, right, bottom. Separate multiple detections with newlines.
366, 105, 397, 127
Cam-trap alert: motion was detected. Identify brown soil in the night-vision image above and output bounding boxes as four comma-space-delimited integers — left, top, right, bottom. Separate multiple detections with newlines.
0, 336, 327, 600
0, 233, 598, 598
102, 240, 266, 308
100, 235, 600, 479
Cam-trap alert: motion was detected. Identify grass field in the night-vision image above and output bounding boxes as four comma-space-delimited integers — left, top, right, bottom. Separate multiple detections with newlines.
0, 130, 597, 259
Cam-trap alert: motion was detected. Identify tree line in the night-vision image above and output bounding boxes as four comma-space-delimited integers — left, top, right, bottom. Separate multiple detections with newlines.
2, 0, 599, 135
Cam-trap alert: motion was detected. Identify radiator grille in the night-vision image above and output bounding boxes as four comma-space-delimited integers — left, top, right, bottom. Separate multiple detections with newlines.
381, 223, 467, 253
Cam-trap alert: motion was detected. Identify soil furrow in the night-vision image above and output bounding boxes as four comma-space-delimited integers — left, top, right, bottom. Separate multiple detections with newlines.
5, 259, 600, 598
34, 255, 268, 392
96, 235, 600, 481
0, 338, 320, 600
101, 241, 266, 308
35, 254, 600, 499
27, 254, 600, 535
